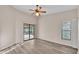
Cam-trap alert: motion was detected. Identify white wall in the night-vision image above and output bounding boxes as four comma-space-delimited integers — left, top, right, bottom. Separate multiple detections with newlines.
38, 9, 78, 48
0, 6, 37, 50
77, 7, 79, 53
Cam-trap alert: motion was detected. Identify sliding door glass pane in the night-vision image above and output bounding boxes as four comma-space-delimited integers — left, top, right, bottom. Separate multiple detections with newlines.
30, 25, 35, 39
24, 24, 29, 40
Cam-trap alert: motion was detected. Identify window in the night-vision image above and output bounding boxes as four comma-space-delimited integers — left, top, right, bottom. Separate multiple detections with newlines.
61, 21, 72, 40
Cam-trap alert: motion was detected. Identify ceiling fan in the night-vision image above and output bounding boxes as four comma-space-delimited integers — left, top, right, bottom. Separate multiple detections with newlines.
29, 5, 46, 16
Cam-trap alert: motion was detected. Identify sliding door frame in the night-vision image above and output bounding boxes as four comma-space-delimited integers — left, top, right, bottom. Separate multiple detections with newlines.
23, 23, 35, 41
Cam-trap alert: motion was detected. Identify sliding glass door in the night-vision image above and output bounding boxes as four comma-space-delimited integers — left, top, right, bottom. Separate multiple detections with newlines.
29, 25, 35, 39
23, 23, 35, 41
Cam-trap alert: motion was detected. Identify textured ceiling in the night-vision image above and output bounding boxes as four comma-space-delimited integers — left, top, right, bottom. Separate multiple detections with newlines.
12, 5, 78, 15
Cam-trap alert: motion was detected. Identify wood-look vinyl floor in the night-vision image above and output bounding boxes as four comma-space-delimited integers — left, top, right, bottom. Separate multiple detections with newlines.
1, 39, 78, 54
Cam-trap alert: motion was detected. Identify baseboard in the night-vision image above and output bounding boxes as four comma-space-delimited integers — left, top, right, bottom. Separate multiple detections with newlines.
37, 38, 78, 50
0, 38, 36, 52
23, 38, 36, 42
0, 43, 17, 52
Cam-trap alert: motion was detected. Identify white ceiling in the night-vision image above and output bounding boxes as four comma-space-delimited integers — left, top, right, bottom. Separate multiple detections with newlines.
12, 5, 78, 15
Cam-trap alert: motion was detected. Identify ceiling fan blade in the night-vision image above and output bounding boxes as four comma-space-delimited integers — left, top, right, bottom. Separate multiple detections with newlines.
39, 7, 42, 9
31, 13, 34, 15
40, 11, 46, 13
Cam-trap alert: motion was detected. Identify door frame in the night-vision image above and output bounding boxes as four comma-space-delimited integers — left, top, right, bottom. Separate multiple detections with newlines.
23, 23, 35, 41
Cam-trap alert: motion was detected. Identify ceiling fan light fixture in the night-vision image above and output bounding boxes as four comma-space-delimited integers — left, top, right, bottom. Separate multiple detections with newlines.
35, 12, 40, 16
29, 5, 46, 16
